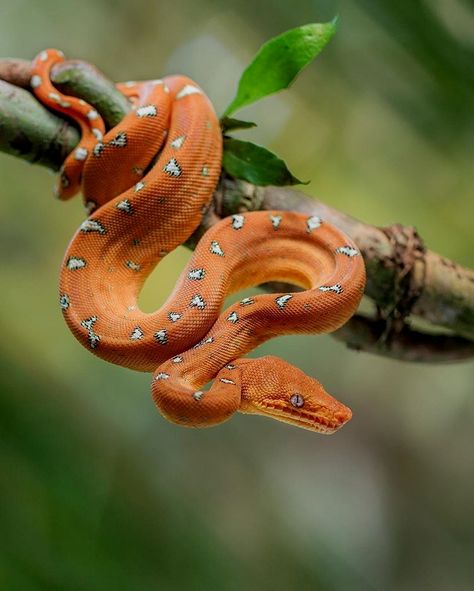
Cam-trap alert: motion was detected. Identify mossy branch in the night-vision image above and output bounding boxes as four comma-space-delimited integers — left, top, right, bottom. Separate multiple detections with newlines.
1, 57, 473, 363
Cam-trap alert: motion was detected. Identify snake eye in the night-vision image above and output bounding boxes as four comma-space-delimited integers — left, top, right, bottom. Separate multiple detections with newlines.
290, 393, 304, 408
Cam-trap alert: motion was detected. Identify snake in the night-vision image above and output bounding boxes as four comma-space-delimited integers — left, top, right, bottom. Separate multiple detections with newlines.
31, 49, 366, 434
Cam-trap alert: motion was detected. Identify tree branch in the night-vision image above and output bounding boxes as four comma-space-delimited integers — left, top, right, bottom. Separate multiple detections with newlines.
216, 182, 474, 340
332, 315, 474, 363
1, 57, 473, 363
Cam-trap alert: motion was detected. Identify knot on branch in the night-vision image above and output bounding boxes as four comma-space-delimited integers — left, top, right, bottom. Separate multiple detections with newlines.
379, 223, 426, 334
218, 176, 264, 217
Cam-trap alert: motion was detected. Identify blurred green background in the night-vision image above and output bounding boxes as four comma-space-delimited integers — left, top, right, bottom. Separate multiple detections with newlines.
1, 1, 473, 589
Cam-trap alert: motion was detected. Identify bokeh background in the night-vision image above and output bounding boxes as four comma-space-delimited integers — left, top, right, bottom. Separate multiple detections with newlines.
1, 1, 473, 589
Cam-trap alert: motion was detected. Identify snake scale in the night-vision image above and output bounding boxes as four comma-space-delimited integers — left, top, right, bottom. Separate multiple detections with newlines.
31, 49, 366, 434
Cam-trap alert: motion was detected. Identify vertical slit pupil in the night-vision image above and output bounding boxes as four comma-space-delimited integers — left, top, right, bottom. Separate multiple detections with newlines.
290, 393, 304, 408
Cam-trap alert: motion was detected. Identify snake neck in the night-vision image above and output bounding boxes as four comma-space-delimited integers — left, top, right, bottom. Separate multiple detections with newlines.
151, 358, 244, 428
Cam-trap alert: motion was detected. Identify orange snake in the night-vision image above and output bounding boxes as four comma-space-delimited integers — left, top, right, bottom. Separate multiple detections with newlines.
31, 49, 366, 434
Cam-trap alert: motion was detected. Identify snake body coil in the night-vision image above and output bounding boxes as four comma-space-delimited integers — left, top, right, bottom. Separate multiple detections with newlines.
32, 49, 366, 434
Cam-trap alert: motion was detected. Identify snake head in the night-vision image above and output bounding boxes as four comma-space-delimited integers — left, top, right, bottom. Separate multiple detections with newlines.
238, 356, 352, 434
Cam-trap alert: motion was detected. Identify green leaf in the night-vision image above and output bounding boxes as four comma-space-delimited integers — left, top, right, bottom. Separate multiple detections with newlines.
222, 138, 306, 186
223, 18, 338, 117
220, 116, 257, 132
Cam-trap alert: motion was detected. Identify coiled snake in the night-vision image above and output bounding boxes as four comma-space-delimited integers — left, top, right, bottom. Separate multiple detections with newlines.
31, 49, 366, 434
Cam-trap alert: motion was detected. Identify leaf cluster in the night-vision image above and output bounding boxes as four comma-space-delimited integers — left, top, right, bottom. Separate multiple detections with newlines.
221, 19, 337, 186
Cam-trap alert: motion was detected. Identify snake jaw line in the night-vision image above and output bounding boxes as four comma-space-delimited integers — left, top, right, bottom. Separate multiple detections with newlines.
243, 399, 352, 434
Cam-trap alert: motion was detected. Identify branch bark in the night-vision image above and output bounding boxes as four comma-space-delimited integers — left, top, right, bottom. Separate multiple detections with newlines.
217, 182, 474, 340
1, 56, 473, 363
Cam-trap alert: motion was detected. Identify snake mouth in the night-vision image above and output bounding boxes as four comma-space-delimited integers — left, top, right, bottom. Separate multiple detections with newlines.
254, 400, 352, 434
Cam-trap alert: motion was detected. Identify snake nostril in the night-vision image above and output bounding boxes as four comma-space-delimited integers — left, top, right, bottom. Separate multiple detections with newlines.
334, 409, 352, 423
290, 393, 304, 408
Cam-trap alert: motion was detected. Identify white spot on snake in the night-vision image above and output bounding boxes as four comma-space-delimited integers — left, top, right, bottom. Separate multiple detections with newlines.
92, 129, 103, 141
154, 372, 170, 381
154, 329, 168, 345
116, 199, 133, 214
231, 214, 244, 230
163, 158, 181, 177
176, 84, 202, 99
130, 326, 144, 340
168, 312, 181, 322
240, 297, 254, 306
87, 109, 99, 121
193, 390, 204, 401
48, 92, 61, 102
188, 268, 205, 281
132, 166, 145, 176
66, 257, 86, 270
220, 378, 235, 385
227, 311, 239, 324
59, 294, 70, 310
170, 135, 186, 149
190, 294, 206, 310
125, 260, 141, 271
319, 283, 344, 294
30, 75, 41, 88
201, 166, 209, 177
172, 355, 183, 364
306, 216, 322, 233
79, 219, 106, 234
193, 336, 214, 349
225, 364, 236, 370
124, 80, 136, 87
93, 143, 105, 157
136, 104, 157, 117
336, 245, 359, 257
39, 50, 48, 62
210, 241, 224, 256
59, 100, 71, 108
88, 333, 100, 349
74, 147, 88, 161
109, 131, 127, 147
81, 316, 97, 331
81, 316, 100, 349
276, 294, 293, 309
134, 181, 145, 192
270, 215, 282, 230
